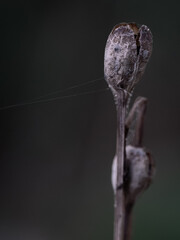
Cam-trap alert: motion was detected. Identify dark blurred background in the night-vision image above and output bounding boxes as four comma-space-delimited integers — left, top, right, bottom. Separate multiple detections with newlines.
0, 0, 180, 239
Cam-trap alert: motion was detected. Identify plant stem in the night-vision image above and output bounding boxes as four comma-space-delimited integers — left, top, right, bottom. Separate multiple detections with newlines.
124, 202, 134, 240
114, 90, 126, 240
125, 97, 147, 147
133, 98, 147, 147
124, 97, 148, 240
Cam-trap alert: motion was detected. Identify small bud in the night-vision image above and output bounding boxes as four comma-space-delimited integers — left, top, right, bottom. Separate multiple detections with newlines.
125, 145, 154, 205
111, 145, 154, 202
104, 23, 153, 95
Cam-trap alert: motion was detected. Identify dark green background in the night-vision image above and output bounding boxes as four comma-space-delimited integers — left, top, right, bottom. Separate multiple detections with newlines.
1, 0, 180, 239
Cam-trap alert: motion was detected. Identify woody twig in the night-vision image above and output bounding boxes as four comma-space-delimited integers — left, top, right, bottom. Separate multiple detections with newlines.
104, 22, 154, 240
124, 97, 154, 240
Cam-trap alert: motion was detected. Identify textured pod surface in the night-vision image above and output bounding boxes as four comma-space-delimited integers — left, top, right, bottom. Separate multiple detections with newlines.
104, 23, 153, 94
134, 25, 153, 87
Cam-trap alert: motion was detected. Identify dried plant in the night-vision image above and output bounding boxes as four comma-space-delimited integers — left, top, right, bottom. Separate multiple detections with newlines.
104, 22, 154, 240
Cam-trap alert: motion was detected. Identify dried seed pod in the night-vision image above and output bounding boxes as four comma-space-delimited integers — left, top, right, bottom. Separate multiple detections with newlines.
111, 145, 154, 203
104, 23, 153, 95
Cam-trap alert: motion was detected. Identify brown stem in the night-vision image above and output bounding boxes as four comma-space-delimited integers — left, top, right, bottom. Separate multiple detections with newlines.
124, 202, 134, 240
114, 90, 126, 240
125, 97, 147, 147
133, 98, 147, 147
123, 97, 148, 240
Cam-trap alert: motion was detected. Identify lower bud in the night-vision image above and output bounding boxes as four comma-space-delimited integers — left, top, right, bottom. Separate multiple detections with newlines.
124, 145, 154, 205
111, 145, 154, 204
